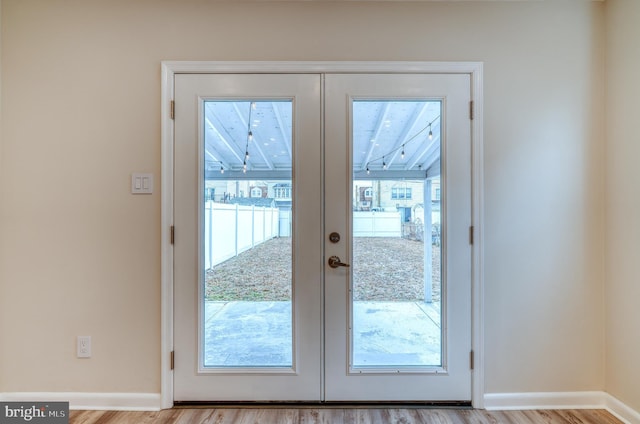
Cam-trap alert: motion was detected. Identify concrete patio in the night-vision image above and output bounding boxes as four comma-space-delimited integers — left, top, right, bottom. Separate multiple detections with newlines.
203, 300, 442, 368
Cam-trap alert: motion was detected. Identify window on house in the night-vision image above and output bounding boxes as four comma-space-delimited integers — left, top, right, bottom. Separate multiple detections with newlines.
251, 187, 262, 198
274, 185, 292, 199
391, 187, 412, 200
364, 188, 373, 198
435, 188, 440, 201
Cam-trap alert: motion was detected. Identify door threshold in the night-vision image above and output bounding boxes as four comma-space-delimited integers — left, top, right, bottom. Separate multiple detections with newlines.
173, 400, 472, 409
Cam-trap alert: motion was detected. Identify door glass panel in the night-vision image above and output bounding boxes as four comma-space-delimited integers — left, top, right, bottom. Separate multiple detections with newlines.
351, 100, 442, 369
203, 100, 293, 368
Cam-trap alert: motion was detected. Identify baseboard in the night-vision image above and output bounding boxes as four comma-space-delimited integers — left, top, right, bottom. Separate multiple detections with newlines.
484, 391, 605, 410
0, 392, 162, 411
484, 391, 640, 424
1, 391, 637, 420
604, 393, 640, 424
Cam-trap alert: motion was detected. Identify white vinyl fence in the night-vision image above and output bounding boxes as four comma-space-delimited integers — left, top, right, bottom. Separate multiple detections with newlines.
204, 202, 280, 269
353, 211, 402, 237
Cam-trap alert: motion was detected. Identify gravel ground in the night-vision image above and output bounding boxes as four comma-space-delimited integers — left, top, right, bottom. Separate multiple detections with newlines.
205, 237, 441, 302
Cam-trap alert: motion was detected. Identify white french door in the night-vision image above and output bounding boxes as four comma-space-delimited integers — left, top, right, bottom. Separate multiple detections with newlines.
173, 71, 471, 402
173, 74, 323, 401
324, 74, 471, 401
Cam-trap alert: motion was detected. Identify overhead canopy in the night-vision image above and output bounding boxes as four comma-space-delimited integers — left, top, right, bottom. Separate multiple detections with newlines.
203, 100, 441, 180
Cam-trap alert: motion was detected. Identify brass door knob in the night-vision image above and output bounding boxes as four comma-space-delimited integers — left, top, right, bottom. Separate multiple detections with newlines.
328, 256, 350, 268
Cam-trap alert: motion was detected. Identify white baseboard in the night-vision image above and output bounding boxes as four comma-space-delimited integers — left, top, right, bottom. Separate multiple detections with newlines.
604, 393, 640, 424
1, 390, 637, 421
0, 392, 161, 411
484, 391, 640, 424
484, 391, 605, 410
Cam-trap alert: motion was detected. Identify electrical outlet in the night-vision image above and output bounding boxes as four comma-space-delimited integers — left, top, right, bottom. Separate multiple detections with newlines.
77, 336, 91, 358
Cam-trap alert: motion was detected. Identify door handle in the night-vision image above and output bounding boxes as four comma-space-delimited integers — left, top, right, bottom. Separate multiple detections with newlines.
328, 256, 350, 268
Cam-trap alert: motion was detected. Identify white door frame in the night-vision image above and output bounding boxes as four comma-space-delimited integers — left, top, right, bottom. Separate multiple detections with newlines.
160, 61, 484, 409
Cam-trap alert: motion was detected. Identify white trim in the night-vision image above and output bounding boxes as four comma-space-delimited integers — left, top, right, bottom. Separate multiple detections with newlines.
469, 62, 484, 410
0, 392, 162, 411
161, 61, 484, 409
484, 391, 640, 424
160, 63, 175, 410
484, 391, 606, 410
161, 61, 480, 75
605, 393, 640, 424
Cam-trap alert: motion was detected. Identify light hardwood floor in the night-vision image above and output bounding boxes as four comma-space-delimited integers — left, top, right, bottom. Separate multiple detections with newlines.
69, 408, 623, 423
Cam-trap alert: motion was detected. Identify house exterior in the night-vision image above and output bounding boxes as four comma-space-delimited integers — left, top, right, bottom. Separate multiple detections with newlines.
204, 180, 292, 209
355, 179, 440, 219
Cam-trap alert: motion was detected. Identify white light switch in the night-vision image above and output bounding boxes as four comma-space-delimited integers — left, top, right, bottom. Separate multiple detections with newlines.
131, 173, 153, 194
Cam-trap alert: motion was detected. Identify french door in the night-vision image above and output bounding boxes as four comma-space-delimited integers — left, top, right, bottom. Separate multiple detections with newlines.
173, 72, 471, 402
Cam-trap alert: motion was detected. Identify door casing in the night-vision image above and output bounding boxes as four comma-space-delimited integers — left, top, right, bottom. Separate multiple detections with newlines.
160, 61, 484, 409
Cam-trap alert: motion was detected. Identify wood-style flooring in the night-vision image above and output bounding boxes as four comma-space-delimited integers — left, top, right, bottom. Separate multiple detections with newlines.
69, 408, 623, 423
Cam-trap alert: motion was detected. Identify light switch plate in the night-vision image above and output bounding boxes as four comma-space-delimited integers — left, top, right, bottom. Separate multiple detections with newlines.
131, 173, 153, 194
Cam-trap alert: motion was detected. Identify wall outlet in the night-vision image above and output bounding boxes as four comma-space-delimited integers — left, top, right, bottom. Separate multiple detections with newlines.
77, 336, 91, 358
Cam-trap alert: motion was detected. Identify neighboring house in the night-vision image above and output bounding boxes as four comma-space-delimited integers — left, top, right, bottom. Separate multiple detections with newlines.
204, 180, 293, 213
209, 179, 438, 223
270, 182, 292, 211
204, 180, 271, 203
354, 180, 441, 224
250, 185, 268, 198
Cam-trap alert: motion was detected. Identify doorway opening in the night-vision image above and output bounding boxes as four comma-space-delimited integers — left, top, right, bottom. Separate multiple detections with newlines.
163, 62, 484, 407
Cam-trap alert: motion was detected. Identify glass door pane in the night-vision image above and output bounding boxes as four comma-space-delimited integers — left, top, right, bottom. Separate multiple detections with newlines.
351, 100, 442, 369
203, 100, 293, 368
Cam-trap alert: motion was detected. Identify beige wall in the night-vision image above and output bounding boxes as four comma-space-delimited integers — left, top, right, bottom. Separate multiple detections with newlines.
605, 0, 640, 413
0, 0, 2, 378
0, 0, 606, 396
